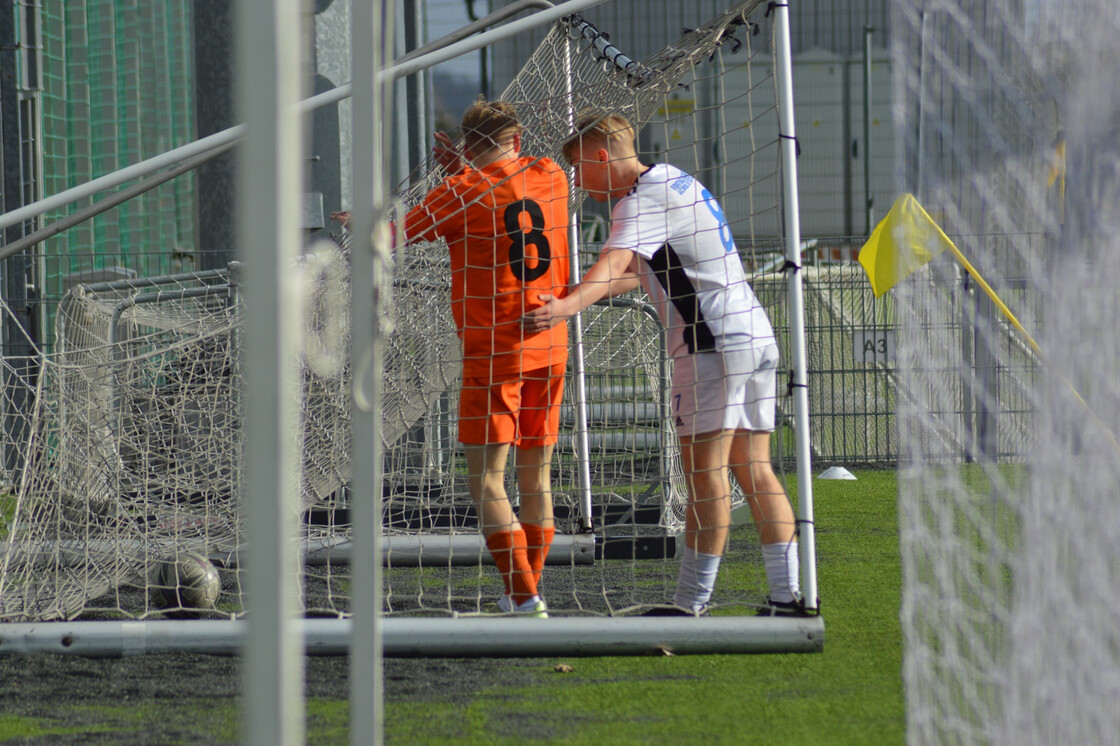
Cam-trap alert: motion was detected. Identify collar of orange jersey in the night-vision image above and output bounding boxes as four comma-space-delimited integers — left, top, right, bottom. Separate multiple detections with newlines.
471, 151, 521, 171
483, 155, 519, 169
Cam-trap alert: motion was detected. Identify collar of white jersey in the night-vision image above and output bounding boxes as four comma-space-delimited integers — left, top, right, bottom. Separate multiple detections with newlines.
627, 164, 658, 196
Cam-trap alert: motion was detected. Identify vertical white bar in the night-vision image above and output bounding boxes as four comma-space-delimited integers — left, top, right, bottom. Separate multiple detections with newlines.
350, 1, 392, 743
237, 1, 305, 744
562, 29, 595, 531
772, 2, 819, 610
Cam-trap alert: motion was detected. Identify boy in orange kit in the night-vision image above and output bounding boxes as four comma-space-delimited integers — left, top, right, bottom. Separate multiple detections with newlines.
402, 98, 571, 616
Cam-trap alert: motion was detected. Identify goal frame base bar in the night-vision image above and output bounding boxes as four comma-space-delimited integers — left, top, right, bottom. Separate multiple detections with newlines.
303, 532, 596, 567
0, 616, 824, 657
0, 531, 599, 570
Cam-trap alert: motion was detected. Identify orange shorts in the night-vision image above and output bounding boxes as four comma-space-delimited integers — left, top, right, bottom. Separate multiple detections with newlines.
458, 364, 566, 447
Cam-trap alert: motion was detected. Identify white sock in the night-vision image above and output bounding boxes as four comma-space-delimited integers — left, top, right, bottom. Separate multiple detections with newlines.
672, 547, 722, 612
762, 541, 800, 603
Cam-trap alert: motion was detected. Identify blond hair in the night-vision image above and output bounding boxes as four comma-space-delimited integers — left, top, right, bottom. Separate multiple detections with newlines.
459, 97, 523, 156
562, 110, 636, 162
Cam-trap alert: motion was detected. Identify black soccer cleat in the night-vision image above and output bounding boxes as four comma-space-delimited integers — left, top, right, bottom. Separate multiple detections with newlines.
756, 596, 812, 618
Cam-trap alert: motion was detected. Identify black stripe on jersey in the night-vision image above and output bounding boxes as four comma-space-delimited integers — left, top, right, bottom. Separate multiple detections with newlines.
647, 242, 715, 354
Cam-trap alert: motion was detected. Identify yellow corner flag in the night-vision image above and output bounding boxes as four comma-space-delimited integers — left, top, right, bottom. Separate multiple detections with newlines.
858, 193, 956, 297
857, 192, 1120, 455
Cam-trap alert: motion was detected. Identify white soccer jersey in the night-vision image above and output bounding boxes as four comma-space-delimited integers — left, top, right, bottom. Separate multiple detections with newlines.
605, 163, 775, 359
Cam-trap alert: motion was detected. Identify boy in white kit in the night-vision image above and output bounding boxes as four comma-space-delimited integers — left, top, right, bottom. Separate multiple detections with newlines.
522, 111, 806, 616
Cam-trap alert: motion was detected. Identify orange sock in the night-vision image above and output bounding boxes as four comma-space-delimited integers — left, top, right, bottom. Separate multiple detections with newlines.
485, 529, 537, 604
522, 523, 555, 587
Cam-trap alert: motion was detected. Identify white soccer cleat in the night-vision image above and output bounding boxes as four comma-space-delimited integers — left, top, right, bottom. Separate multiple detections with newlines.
497, 594, 548, 618
516, 596, 549, 618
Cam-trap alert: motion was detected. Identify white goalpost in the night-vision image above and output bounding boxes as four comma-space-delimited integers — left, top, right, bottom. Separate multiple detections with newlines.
892, 0, 1120, 743
0, 0, 820, 659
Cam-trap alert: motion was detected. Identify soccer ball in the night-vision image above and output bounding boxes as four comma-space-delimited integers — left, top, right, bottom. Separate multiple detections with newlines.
152, 552, 222, 618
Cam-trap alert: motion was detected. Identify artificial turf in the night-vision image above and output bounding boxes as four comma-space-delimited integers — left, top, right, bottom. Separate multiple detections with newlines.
0, 469, 905, 745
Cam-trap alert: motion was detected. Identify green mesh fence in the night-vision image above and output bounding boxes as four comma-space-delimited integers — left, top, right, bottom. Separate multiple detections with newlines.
38, 0, 196, 311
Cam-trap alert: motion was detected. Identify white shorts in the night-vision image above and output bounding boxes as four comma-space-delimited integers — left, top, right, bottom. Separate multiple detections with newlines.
670, 344, 780, 437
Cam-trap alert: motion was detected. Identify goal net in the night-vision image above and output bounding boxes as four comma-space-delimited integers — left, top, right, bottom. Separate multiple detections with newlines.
0, 262, 355, 620
893, 0, 1120, 742
1, 0, 816, 648
380, 0, 798, 618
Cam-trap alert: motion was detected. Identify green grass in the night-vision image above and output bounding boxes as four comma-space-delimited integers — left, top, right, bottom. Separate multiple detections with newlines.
380, 469, 905, 745
0, 715, 119, 741
0, 469, 905, 745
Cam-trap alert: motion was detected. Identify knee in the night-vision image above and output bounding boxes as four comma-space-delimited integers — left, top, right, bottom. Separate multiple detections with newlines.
476, 473, 507, 501
753, 465, 785, 495
733, 462, 781, 497
687, 468, 730, 501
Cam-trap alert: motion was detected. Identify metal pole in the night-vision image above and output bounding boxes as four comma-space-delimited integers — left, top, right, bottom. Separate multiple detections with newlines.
0, 0, 611, 232
974, 275, 998, 462
0, 143, 235, 262
402, 0, 554, 66
915, 11, 928, 198
348, 0, 393, 742
237, 0, 305, 743
863, 25, 874, 236
0, 616, 825, 658
960, 271, 976, 461
562, 30, 594, 533
772, 2, 819, 612
403, 1, 426, 175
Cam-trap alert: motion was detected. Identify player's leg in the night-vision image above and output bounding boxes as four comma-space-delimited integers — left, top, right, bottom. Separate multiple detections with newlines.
670, 430, 734, 613
460, 376, 538, 607
729, 429, 800, 608
659, 353, 736, 614
725, 343, 803, 611
463, 442, 517, 538
679, 430, 735, 556
513, 444, 554, 590
513, 365, 563, 589
729, 430, 796, 545
464, 442, 539, 606
513, 445, 555, 527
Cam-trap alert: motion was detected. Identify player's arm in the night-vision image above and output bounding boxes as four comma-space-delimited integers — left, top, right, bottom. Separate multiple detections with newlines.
402, 183, 460, 244
522, 246, 638, 332
432, 130, 466, 175
337, 133, 462, 242
602, 252, 640, 297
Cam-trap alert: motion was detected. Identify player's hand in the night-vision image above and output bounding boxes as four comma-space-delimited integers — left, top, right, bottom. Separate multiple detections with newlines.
522, 295, 568, 333
432, 131, 464, 174
330, 211, 352, 230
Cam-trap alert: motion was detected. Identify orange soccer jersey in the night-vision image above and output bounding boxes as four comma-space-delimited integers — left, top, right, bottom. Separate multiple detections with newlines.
404, 156, 570, 381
